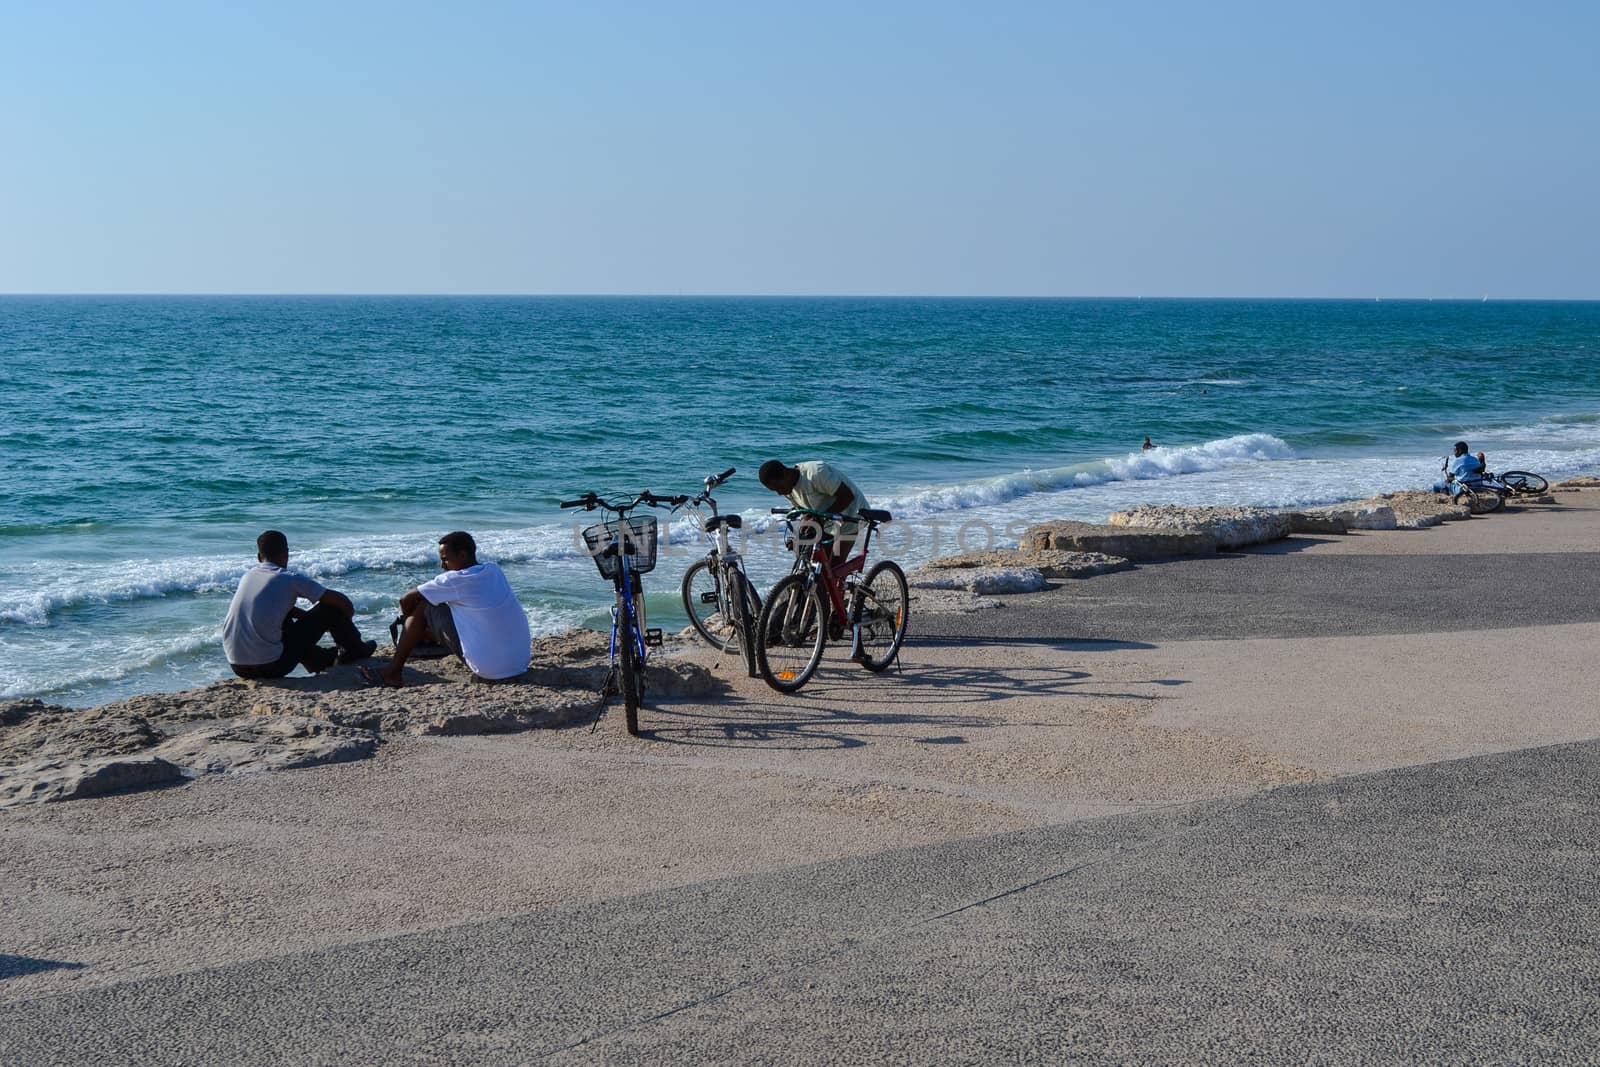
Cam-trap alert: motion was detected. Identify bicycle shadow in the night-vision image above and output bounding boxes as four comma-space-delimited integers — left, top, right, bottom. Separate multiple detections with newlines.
0, 954, 87, 980
639, 655, 1187, 751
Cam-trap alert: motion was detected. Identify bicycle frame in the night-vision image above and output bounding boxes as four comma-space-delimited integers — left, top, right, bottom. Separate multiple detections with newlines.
788, 510, 878, 625
610, 546, 646, 667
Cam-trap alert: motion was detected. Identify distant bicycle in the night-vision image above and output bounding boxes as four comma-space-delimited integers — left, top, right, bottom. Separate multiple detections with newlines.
1481, 469, 1550, 496
560, 489, 683, 735
755, 506, 909, 694
675, 467, 762, 677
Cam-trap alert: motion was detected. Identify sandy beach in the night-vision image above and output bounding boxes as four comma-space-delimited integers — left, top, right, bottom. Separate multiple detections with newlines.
3, 491, 1597, 1008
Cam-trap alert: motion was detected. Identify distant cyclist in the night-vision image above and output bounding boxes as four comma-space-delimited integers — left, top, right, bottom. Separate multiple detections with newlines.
1434, 440, 1485, 500
759, 459, 870, 560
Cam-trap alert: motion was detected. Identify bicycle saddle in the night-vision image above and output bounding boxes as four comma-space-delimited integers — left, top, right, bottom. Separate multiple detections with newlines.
706, 514, 743, 530
858, 508, 892, 523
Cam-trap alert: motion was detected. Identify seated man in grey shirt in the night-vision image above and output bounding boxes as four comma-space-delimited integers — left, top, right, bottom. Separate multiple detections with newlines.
221, 530, 376, 678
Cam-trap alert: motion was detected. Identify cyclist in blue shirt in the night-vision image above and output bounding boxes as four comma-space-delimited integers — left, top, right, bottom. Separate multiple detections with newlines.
1434, 440, 1485, 499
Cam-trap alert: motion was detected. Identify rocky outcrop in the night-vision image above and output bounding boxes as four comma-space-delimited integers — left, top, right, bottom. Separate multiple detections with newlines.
0, 753, 184, 806
0, 701, 163, 765
1284, 512, 1348, 535
908, 566, 1050, 595
1107, 505, 1291, 551
1297, 503, 1399, 531
1363, 491, 1471, 529
0, 629, 724, 806
1022, 520, 1217, 560
914, 549, 1132, 580
151, 717, 378, 776
1554, 477, 1600, 489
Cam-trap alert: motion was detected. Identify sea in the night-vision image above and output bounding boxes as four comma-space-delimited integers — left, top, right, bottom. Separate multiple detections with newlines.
3, 296, 1599, 707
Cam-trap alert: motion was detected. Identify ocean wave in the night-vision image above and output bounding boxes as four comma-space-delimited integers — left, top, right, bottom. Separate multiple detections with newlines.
876, 434, 1297, 519
0, 625, 222, 700
0, 524, 594, 627
1457, 412, 1600, 447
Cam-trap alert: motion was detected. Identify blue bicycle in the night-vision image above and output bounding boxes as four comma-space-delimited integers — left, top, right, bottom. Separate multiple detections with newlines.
560, 489, 684, 735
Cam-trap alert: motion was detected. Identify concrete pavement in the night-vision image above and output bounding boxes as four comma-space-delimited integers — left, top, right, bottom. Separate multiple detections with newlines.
5, 736, 1597, 1064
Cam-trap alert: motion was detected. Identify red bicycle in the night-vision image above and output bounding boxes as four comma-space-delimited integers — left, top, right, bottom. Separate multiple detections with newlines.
754, 506, 909, 693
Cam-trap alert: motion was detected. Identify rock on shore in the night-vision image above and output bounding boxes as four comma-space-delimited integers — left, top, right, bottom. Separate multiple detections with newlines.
906, 549, 1132, 597
1022, 520, 1217, 560
1294, 503, 1399, 531
1107, 505, 1291, 551
0, 630, 723, 808
1355, 491, 1471, 529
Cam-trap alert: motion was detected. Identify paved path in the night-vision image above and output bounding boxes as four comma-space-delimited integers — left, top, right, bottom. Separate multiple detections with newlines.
5, 738, 1597, 1064
919, 546, 1600, 644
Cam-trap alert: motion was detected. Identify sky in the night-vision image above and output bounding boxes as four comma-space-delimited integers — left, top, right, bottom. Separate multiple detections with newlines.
2, 1, 1597, 297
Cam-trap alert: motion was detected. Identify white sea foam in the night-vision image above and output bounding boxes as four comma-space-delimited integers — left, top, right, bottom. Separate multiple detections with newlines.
879, 434, 1297, 519
0, 523, 590, 627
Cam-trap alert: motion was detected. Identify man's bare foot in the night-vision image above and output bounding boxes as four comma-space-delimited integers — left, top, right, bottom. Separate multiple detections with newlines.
359, 665, 404, 689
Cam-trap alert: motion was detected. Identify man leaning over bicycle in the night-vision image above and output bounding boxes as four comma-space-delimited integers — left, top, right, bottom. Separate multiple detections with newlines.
758, 459, 870, 562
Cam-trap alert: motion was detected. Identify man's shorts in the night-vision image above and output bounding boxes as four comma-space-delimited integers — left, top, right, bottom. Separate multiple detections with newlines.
423, 601, 465, 660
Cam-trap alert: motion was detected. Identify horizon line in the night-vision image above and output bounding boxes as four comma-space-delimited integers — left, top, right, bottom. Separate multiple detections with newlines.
3, 292, 1597, 303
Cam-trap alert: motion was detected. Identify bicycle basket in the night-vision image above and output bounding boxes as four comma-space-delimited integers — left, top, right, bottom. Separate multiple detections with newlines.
581, 516, 658, 580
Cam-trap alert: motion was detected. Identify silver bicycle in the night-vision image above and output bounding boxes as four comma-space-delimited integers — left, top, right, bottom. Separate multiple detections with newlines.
676, 467, 762, 676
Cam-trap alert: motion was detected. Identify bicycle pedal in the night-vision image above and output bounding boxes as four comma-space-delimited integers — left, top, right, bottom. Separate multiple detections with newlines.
699, 591, 720, 604
644, 628, 664, 648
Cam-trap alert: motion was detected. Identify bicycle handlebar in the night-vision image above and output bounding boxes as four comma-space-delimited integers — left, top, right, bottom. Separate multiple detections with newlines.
560, 490, 679, 513
777, 506, 847, 522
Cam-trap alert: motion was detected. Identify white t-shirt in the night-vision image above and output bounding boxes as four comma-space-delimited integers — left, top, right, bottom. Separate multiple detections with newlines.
222, 563, 327, 666
417, 561, 531, 680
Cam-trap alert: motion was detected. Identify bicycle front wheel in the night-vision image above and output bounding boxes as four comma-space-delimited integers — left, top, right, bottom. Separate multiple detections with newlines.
755, 574, 826, 693
617, 597, 644, 736
1467, 486, 1504, 514
729, 568, 761, 678
852, 560, 909, 673
682, 559, 738, 652
1500, 471, 1549, 495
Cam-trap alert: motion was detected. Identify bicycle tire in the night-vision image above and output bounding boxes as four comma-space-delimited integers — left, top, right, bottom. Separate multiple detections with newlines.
682, 559, 737, 652
851, 560, 910, 673
1500, 471, 1549, 495
755, 574, 826, 694
729, 568, 761, 678
1471, 486, 1505, 514
618, 595, 644, 736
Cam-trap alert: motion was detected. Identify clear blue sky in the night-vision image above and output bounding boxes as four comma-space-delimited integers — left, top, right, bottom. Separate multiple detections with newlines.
3, 1, 1596, 297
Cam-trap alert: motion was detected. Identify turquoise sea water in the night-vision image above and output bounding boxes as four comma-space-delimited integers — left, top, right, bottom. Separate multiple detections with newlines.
3, 296, 1599, 706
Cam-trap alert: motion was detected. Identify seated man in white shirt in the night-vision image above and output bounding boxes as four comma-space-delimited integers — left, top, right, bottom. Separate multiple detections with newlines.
222, 530, 376, 679
367, 531, 532, 687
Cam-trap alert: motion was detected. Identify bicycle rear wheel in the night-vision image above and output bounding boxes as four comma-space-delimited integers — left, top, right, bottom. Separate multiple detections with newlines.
852, 560, 909, 673
617, 596, 644, 736
682, 558, 738, 652
755, 574, 826, 693
1499, 471, 1549, 495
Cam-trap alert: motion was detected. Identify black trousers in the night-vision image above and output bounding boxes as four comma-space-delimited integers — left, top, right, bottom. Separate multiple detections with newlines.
231, 603, 363, 679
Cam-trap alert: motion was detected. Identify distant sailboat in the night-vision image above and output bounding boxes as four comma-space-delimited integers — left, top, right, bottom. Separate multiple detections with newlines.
1481, 294, 1489, 302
